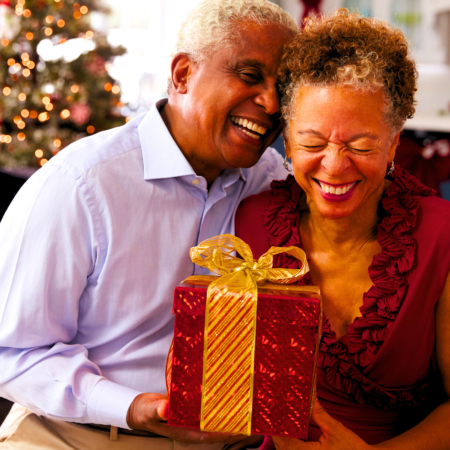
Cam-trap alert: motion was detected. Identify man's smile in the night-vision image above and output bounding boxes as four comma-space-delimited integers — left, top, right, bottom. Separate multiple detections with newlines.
230, 115, 269, 141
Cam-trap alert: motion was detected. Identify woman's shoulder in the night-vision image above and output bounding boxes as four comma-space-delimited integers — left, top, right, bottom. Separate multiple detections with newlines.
236, 175, 301, 259
236, 189, 273, 260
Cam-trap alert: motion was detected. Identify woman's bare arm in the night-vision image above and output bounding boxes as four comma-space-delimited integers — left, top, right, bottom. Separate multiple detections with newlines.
374, 270, 450, 450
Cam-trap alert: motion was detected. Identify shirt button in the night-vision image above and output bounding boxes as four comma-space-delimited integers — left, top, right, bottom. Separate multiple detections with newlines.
191, 179, 200, 185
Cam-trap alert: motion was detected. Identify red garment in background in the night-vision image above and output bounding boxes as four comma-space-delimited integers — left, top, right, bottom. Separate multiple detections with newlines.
236, 169, 449, 444
300, 0, 322, 24
396, 136, 450, 197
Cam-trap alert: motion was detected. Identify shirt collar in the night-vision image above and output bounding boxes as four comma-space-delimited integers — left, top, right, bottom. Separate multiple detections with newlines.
138, 98, 246, 183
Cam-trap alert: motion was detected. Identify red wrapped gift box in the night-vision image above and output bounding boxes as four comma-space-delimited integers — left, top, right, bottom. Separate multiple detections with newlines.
167, 282, 321, 439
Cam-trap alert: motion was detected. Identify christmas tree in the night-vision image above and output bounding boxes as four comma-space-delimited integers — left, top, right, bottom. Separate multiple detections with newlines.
0, 0, 126, 168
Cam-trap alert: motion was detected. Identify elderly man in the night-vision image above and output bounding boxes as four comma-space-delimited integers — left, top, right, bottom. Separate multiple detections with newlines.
0, 1, 297, 449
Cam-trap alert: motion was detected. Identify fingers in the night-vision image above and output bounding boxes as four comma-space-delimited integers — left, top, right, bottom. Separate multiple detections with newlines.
310, 400, 338, 436
273, 436, 305, 450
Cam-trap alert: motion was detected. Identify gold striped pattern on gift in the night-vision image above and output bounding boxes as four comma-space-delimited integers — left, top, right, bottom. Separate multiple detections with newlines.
200, 278, 257, 435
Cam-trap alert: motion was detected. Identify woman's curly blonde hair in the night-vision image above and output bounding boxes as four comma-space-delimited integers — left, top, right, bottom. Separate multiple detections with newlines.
278, 9, 418, 136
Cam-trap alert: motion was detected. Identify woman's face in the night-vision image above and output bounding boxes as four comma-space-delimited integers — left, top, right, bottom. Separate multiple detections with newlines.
285, 85, 399, 220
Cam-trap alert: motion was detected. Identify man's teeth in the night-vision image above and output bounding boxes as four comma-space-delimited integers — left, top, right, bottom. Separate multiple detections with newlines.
230, 116, 267, 137
318, 181, 356, 195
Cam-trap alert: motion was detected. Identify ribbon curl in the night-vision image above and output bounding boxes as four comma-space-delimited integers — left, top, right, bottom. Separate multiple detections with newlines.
184, 234, 310, 435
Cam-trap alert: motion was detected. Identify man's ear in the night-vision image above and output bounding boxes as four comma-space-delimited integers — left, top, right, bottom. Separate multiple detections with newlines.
388, 132, 400, 162
170, 53, 195, 95
283, 128, 292, 159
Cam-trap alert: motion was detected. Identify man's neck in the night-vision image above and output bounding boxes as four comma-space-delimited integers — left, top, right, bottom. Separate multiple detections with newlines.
159, 101, 223, 187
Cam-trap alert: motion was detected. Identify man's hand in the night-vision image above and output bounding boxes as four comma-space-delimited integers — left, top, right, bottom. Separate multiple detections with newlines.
273, 401, 371, 450
127, 392, 258, 447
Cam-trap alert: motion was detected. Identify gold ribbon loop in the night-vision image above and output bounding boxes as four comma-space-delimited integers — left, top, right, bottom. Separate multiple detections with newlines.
186, 234, 309, 435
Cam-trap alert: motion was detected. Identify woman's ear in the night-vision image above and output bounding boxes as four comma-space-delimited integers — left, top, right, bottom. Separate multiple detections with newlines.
170, 53, 194, 95
388, 132, 400, 162
283, 129, 292, 159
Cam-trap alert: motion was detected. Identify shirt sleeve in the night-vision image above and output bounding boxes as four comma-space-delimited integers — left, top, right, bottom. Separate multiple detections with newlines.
0, 164, 140, 428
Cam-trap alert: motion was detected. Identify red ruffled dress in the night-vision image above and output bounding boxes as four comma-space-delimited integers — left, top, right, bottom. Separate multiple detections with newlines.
235, 167, 450, 444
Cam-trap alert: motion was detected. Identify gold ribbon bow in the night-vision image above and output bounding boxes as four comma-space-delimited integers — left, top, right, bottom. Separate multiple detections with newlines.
184, 234, 310, 436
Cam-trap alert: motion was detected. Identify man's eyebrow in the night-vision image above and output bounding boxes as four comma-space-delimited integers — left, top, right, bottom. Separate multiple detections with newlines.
231, 58, 265, 69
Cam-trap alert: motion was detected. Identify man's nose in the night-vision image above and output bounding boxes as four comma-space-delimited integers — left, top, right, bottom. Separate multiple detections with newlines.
253, 83, 280, 116
321, 148, 352, 175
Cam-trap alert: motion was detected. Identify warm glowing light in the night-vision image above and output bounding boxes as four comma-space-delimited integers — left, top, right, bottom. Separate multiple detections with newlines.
44, 27, 53, 36
35, 149, 44, 158
15, 7, 23, 16
105, 63, 112, 71
73, 3, 80, 9
23, 9, 31, 17
3, 135, 12, 143
18, 93, 26, 101
13, 116, 21, 124
7, 58, 15, 66
21, 109, 29, 118
13, 63, 21, 71
60, 109, 70, 119
21, 53, 29, 61
17, 133, 26, 141
18, 0, 25, 5
17, 121, 25, 129
38, 112, 49, 122
104, 83, 112, 91
2, 87, 11, 96
40, 158, 48, 166
45, 103, 54, 111
87, 125, 95, 134
30, 111, 38, 119
54, 0, 60, 2
53, 139, 61, 147
85, 30, 94, 39
1, 39, 9, 46
27, 61, 35, 69
59, 38, 67, 44
42, 96, 51, 105
23, 68, 31, 77
11, 74, 18, 81
73, 11, 81, 19
112, 85, 120, 94
125, 117, 132, 123
57, 19, 65, 27
26, 32, 34, 40
80, 5, 88, 14
117, 102, 124, 109
70, 85, 79, 93
45, 15, 54, 23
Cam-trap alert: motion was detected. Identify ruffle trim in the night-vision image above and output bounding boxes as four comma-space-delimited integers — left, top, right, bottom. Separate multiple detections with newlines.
263, 167, 435, 409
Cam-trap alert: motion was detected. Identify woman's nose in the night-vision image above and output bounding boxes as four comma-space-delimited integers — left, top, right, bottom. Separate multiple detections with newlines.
321, 149, 352, 176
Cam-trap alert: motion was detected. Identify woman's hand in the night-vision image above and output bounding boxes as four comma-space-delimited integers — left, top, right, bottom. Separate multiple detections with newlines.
273, 401, 371, 450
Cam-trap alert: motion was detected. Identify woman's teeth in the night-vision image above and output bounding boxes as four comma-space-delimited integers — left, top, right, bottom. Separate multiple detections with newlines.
230, 116, 267, 140
318, 181, 356, 195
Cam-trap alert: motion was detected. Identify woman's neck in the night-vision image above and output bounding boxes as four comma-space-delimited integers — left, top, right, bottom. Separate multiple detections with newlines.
300, 182, 388, 256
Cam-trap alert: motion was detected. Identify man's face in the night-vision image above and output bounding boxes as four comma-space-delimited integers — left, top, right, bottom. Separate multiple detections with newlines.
180, 23, 293, 170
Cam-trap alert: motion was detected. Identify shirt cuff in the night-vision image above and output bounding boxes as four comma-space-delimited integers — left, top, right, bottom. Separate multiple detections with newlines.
87, 379, 142, 429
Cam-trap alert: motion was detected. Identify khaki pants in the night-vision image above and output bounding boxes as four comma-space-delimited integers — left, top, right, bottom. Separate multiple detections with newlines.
0, 404, 227, 450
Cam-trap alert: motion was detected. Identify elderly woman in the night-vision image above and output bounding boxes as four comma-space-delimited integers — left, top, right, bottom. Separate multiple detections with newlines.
235, 9, 450, 449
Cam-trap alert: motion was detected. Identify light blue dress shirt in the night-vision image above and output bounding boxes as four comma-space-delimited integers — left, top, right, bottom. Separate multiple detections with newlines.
0, 100, 286, 429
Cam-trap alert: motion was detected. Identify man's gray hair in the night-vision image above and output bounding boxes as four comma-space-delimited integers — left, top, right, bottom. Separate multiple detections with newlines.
175, 0, 298, 63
